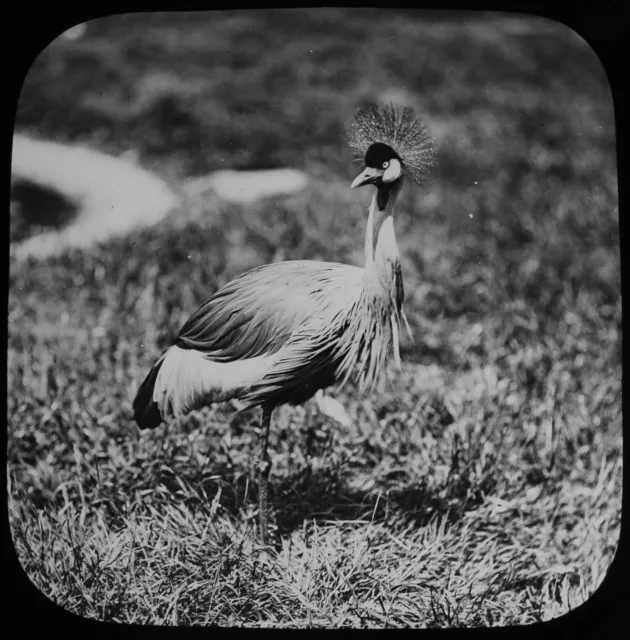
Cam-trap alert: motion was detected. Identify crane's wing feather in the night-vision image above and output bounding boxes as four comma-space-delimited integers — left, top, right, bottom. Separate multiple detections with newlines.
176, 261, 363, 364
238, 308, 349, 407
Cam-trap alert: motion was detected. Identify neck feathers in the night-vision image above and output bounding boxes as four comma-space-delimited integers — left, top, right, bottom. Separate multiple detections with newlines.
335, 179, 406, 391
364, 178, 403, 297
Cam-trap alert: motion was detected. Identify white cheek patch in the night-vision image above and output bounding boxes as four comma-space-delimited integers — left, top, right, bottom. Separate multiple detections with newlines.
382, 159, 402, 183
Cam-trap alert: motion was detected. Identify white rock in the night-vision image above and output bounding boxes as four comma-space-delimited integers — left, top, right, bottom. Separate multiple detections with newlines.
315, 390, 352, 428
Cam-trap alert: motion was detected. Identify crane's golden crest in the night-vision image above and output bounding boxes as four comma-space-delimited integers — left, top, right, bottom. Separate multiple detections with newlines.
348, 103, 436, 184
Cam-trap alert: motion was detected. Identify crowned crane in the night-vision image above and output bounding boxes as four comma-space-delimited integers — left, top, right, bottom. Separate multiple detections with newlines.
133, 104, 435, 545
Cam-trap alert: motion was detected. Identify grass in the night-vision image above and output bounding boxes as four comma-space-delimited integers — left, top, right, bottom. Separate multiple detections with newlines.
9, 8, 621, 627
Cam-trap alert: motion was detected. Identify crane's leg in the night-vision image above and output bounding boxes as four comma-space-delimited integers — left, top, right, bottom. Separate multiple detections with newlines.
255, 405, 273, 546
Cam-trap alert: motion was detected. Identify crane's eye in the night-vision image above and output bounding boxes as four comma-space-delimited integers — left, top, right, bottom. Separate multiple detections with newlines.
382, 161, 390, 169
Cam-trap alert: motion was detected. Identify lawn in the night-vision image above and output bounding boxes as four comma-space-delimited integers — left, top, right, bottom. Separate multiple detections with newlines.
8, 9, 621, 627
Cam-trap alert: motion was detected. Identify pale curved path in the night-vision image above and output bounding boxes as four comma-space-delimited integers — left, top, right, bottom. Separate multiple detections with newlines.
11, 135, 179, 260
11, 134, 309, 260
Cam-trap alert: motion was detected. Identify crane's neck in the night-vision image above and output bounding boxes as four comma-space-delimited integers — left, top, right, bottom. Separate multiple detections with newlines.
363, 178, 403, 297
336, 177, 405, 390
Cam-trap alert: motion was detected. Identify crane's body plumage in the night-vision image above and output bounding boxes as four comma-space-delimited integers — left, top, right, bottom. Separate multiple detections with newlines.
152, 260, 366, 417
141, 202, 406, 422
132, 104, 435, 544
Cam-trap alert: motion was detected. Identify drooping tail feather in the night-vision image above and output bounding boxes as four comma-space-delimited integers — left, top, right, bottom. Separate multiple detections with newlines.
133, 355, 166, 429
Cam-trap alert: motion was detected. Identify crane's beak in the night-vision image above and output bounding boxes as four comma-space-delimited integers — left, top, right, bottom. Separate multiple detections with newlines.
351, 167, 384, 189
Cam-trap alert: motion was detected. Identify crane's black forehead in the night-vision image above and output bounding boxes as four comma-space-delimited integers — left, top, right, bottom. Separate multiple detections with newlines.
364, 142, 400, 167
